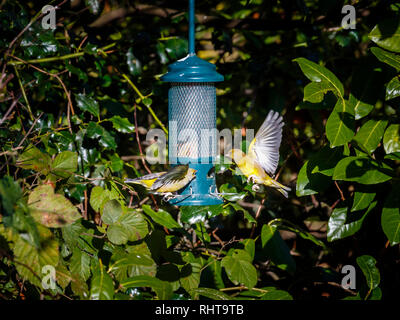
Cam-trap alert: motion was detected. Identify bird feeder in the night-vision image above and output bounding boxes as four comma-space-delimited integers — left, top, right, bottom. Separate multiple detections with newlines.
161, 0, 223, 206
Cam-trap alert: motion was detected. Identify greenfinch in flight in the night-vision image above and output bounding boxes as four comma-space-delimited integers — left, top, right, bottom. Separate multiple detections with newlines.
125, 164, 197, 200
227, 110, 291, 198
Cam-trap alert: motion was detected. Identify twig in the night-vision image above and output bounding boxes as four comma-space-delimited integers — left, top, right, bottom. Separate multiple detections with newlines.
9, 55, 74, 133
0, 94, 21, 126
334, 181, 345, 201
249, 198, 265, 238
17, 112, 44, 148
122, 73, 168, 134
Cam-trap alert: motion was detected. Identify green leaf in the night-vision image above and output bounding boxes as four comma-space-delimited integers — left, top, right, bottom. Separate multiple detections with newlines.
219, 183, 247, 202
142, 205, 181, 229
75, 94, 100, 118
90, 264, 114, 300
102, 200, 148, 245
303, 81, 331, 103
333, 157, 393, 184
120, 275, 173, 300
190, 288, 230, 300
383, 124, 400, 154
90, 186, 119, 212
351, 191, 376, 212
269, 219, 326, 248
242, 238, 256, 260
296, 160, 331, 196
310, 145, 347, 176
327, 201, 377, 242
70, 247, 91, 281
0, 176, 22, 217
326, 99, 355, 147
293, 57, 344, 97
109, 115, 135, 133
86, 122, 117, 150
28, 184, 81, 228
353, 119, 388, 154
126, 48, 142, 76
386, 76, 400, 100
16, 145, 51, 174
50, 151, 78, 178
13, 226, 59, 287
370, 47, 400, 71
180, 252, 201, 293
102, 199, 122, 224
261, 289, 293, 300
369, 19, 400, 53
180, 205, 224, 224
221, 249, 257, 289
261, 224, 296, 273
356, 255, 380, 290
381, 187, 400, 246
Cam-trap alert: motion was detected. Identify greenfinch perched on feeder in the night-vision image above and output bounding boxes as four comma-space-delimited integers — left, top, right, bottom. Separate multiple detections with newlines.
125, 164, 197, 199
226, 110, 291, 198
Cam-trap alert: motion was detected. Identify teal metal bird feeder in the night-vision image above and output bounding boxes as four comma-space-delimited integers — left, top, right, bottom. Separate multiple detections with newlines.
161, 0, 223, 206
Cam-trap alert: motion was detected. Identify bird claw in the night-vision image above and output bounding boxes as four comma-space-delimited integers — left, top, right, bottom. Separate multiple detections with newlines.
252, 184, 264, 192
161, 193, 174, 202
247, 175, 257, 183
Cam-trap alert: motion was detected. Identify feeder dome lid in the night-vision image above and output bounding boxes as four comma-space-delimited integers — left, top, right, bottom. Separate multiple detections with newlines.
161, 53, 224, 83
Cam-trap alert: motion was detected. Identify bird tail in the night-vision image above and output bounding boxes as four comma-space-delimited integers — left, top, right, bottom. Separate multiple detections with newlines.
265, 178, 291, 198
125, 172, 165, 188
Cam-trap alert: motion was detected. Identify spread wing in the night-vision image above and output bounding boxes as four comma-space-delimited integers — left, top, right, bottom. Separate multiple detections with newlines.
248, 110, 284, 175
150, 164, 189, 191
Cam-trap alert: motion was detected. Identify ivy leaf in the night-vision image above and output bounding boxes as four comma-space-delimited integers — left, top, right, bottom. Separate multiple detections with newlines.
353, 119, 388, 154
369, 19, 400, 53
28, 184, 81, 228
142, 204, 181, 229
356, 255, 380, 291
109, 115, 135, 133
383, 124, 400, 154
326, 99, 355, 148
126, 48, 142, 76
381, 187, 400, 246
75, 94, 100, 118
221, 249, 258, 289
293, 57, 344, 97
